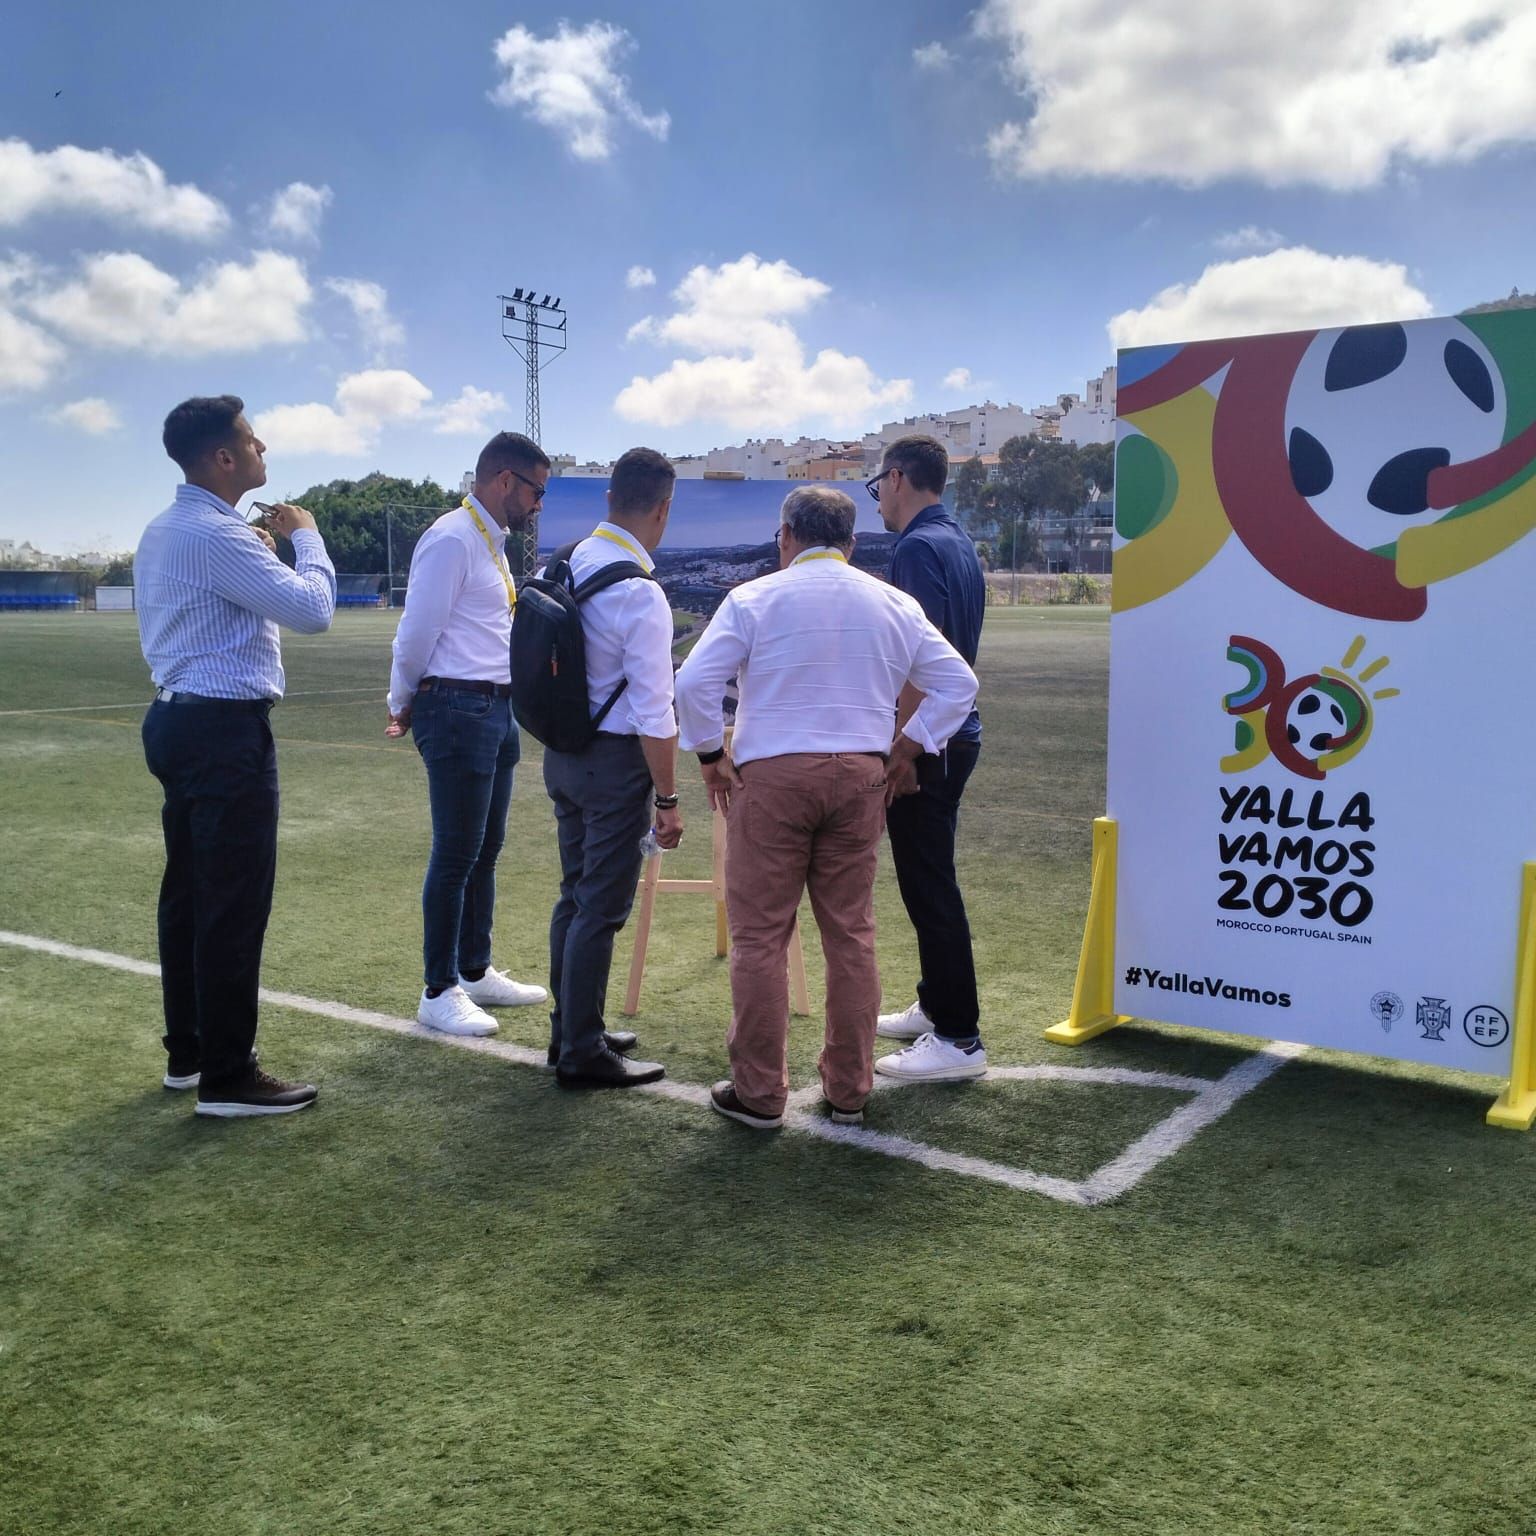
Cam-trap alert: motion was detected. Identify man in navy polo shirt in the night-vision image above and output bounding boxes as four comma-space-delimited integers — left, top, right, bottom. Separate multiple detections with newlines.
868, 434, 988, 1082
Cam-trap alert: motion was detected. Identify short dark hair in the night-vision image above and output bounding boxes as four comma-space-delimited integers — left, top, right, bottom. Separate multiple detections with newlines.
163, 395, 245, 471
781, 485, 856, 548
475, 431, 550, 484
882, 434, 949, 496
609, 447, 676, 517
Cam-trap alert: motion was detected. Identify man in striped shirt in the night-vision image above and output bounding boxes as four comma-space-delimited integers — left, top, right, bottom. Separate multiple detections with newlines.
136, 395, 336, 1117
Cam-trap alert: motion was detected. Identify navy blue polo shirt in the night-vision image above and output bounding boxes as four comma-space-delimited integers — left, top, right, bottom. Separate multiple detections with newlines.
888, 504, 983, 745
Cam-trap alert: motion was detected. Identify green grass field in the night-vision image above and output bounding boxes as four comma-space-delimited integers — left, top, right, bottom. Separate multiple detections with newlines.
4, 609, 1536, 1535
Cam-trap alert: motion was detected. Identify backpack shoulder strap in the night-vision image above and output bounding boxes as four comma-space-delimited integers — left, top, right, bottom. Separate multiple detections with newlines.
572, 560, 656, 603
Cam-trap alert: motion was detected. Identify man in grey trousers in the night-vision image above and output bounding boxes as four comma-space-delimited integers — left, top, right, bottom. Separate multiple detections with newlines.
544, 447, 683, 1088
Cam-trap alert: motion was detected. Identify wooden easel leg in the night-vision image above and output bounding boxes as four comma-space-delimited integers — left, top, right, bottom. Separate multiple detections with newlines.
788, 918, 811, 1017
622, 851, 661, 1017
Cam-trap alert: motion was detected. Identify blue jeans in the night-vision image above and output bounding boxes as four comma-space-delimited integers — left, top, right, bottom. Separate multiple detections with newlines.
411, 687, 520, 992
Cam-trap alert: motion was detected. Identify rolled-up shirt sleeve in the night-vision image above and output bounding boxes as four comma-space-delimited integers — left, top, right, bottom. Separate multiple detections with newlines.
901, 619, 978, 754
205, 522, 336, 635
621, 585, 679, 739
388, 533, 467, 714
675, 594, 751, 754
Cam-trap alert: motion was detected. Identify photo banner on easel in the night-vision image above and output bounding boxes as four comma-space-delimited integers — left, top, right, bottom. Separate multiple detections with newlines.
1108, 309, 1536, 1075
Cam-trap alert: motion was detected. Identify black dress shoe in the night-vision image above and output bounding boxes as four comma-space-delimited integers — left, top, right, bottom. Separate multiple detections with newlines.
545, 1029, 638, 1069
555, 1046, 665, 1089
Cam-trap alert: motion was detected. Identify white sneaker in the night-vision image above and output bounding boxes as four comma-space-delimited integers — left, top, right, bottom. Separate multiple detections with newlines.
875, 1000, 933, 1040
460, 966, 548, 1008
417, 986, 499, 1037
875, 1032, 988, 1082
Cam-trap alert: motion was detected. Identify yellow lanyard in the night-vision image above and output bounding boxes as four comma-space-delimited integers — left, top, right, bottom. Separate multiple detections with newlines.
792, 549, 848, 564
463, 497, 517, 611
590, 525, 649, 565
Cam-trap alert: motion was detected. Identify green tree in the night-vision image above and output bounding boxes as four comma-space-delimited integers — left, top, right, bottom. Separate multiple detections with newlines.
953, 455, 999, 539
281, 472, 458, 574
1078, 439, 1115, 496
98, 555, 134, 586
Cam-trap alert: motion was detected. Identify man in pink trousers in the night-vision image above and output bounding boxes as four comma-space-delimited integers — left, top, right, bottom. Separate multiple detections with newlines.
674, 486, 978, 1129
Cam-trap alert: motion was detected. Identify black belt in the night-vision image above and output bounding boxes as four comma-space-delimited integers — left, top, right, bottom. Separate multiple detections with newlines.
419, 677, 513, 698
154, 688, 274, 712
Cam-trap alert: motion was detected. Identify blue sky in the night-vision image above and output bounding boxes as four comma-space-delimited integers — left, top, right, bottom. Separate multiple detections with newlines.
3, 0, 1535, 552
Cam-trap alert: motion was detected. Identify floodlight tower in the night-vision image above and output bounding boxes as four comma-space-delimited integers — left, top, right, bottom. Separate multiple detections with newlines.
499, 289, 567, 580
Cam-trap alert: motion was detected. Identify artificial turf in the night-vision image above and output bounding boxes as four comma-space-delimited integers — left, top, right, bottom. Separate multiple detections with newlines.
3, 608, 1535, 1535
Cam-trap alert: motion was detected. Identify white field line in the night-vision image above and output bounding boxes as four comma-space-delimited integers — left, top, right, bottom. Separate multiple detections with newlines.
0, 929, 1294, 1203
0, 687, 381, 718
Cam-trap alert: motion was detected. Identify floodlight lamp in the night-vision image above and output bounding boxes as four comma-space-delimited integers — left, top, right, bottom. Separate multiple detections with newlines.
553, 297, 561, 309
542, 294, 551, 307
513, 288, 524, 300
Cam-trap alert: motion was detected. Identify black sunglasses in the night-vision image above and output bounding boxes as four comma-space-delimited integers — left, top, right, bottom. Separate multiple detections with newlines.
865, 467, 898, 502
508, 468, 546, 502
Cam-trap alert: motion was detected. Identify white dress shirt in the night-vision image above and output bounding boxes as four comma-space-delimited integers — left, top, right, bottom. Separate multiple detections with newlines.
388, 497, 515, 714
136, 484, 336, 699
565, 522, 676, 739
674, 548, 978, 767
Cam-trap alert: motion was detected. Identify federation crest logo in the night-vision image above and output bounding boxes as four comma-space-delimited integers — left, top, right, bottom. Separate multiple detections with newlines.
1369, 991, 1404, 1033
1415, 997, 1452, 1041
1224, 635, 1399, 782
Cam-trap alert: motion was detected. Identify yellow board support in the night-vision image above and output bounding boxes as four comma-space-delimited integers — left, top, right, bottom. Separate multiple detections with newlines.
1487, 862, 1536, 1130
1045, 816, 1133, 1045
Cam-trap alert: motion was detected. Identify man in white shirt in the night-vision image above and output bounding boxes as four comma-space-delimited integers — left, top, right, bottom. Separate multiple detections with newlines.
386, 432, 550, 1036
674, 486, 978, 1129
544, 448, 682, 1088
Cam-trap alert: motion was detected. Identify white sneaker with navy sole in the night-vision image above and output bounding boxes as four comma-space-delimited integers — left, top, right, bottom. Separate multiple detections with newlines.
875, 1032, 988, 1082
875, 1000, 933, 1040
460, 967, 547, 1008
418, 985, 499, 1037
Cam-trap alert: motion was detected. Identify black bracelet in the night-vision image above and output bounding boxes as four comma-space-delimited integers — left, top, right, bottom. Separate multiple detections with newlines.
697, 747, 726, 765
653, 792, 680, 809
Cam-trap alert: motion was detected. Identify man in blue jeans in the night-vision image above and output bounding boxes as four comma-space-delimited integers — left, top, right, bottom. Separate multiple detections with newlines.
867, 434, 989, 1082
387, 431, 551, 1037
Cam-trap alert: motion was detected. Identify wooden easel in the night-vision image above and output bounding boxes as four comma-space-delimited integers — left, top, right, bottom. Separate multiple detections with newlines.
622, 750, 811, 1018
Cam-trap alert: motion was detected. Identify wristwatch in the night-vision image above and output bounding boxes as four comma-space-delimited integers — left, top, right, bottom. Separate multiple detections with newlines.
697, 747, 726, 766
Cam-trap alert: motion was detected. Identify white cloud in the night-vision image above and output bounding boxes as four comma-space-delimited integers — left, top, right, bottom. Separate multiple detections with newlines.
49, 397, 122, 434
29, 249, 312, 355
626, 264, 657, 289
264, 181, 332, 242
913, 42, 954, 70
976, 0, 1536, 189
433, 385, 509, 436
0, 306, 65, 392
0, 139, 228, 237
254, 369, 505, 455
616, 253, 911, 432
255, 368, 432, 456
942, 367, 973, 390
325, 277, 404, 360
1107, 247, 1434, 349
490, 21, 670, 161
1214, 225, 1286, 253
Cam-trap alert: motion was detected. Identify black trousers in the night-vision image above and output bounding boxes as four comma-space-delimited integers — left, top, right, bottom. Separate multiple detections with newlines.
884, 738, 981, 1040
141, 699, 279, 1084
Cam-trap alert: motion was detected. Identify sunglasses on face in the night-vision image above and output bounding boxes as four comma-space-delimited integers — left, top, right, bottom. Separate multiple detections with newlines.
508, 469, 546, 502
865, 467, 898, 502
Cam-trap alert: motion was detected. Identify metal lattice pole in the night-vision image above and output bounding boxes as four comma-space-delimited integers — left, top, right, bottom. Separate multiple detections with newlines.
500, 290, 567, 583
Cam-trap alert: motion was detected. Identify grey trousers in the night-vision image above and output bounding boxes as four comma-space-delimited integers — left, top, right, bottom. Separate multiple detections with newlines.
543, 733, 653, 1068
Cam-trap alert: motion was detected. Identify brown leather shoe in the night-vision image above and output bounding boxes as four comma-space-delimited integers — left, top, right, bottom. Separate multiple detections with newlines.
709, 1080, 783, 1130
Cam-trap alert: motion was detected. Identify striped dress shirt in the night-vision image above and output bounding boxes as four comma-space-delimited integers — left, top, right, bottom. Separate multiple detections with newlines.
135, 484, 336, 699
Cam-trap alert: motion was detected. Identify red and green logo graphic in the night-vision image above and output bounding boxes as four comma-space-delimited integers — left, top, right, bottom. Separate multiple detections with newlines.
1223, 634, 1398, 781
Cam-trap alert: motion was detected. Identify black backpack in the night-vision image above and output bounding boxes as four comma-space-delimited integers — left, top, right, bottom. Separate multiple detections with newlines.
510, 543, 656, 752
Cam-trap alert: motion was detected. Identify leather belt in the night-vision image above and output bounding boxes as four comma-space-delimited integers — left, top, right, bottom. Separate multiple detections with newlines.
154, 688, 274, 711
419, 677, 513, 698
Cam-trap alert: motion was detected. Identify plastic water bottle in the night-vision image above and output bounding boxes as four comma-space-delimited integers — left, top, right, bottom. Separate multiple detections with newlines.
639, 826, 662, 859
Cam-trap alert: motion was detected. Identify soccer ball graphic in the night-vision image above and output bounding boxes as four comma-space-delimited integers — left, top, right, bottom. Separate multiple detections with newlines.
1283, 684, 1349, 760
1283, 317, 1507, 554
